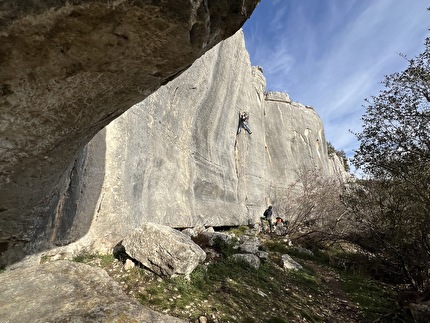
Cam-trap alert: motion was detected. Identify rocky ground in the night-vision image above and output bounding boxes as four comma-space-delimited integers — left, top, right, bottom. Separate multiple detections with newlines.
76, 229, 409, 323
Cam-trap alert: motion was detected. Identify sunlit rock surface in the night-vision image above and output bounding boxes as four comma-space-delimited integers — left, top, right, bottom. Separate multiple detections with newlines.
0, 260, 186, 322
52, 31, 348, 253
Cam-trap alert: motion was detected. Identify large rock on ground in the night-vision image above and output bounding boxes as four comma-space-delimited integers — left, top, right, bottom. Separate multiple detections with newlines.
122, 223, 206, 277
0, 0, 259, 266
238, 236, 261, 254
232, 253, 260, 269
281, 254, 303, 271
0, 260, 186, 322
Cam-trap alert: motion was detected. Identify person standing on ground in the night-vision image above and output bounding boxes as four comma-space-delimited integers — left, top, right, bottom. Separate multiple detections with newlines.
261, 205, 273, 233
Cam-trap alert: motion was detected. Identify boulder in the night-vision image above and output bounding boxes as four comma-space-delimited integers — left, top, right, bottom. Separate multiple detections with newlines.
232, 253, 261, 269
238, 236, 261, 254
275, 223, 288, 236
198, 228, 236, 247
291, 246, 314, 257
122, 223, 206, 277
123, 258, 135, 271
281, 254, 303, 271
0, 260, 185, 322
245, 224, 261, 235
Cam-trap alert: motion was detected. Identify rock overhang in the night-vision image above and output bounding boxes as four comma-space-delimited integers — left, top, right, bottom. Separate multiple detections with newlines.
0, 0, 259, 267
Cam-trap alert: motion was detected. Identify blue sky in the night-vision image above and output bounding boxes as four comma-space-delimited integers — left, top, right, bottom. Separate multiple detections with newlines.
242, 0, 429, 167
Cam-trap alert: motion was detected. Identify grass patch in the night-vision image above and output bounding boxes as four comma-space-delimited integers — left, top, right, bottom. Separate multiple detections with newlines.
72, 252, 115, 268
73, 251, 96, 263
132, 255, 329, 322
264, 239, 290, 254
212, 236, 236, 258
228, 225, 250, 236
40, 255, 51, 264
72, 234, 409, 322
99, 254, 115, 267
340, 271, 400, 321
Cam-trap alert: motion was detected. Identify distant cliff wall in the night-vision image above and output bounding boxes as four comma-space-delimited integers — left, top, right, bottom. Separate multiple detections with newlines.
52, 30, 348, 252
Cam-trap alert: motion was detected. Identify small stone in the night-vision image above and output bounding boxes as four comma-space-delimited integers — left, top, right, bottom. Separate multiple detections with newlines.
199, 316, 208, 323
123, 259, 135, 270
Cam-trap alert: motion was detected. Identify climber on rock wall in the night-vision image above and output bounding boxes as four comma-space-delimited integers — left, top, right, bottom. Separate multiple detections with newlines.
237, 111, 252, 135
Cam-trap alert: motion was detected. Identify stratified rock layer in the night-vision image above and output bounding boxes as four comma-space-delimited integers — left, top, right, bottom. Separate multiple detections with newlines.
50, 31, 348, 253
0, 0, 259, 266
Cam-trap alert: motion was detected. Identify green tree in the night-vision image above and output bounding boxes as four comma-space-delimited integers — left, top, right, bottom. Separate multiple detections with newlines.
354, 37, 430, 179
348, 36, 430, 292
327, 141, 350, 172
342, 178, 430, 290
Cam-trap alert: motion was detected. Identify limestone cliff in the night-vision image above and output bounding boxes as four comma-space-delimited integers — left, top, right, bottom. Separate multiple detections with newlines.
51, 30, 348, 253
0, 0, 258, 266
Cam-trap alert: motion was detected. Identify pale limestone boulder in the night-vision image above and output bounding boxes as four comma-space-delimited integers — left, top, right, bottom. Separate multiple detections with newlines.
275, 223, 288, 236
291, 246, 314, 256
281, 254, 303, 271
0, 260, 185, 322
238, 236, 261, 254
123, 258, 135, 271
0, 0, 259, 267
199, 316, 209, 323
122, 223, 206, 277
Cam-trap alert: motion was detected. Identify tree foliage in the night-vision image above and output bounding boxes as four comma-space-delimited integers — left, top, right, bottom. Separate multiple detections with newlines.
342, 179, 430, 290
327, 141, 350, 172
348, 36, 430, 292
353, 37, 430, 179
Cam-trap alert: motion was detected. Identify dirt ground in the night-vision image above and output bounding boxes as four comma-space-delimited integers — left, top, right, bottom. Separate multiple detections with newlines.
303, 260, 368, 322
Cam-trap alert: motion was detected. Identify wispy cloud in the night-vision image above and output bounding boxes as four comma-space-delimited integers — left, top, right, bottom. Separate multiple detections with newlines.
244, 0, 429, 160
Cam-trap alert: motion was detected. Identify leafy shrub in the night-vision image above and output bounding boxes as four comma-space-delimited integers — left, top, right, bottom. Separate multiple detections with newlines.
212, 236, 236, 258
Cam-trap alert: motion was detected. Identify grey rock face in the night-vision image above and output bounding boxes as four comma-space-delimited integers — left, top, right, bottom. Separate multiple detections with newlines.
0, 260, 186, 322
0, 0, 258, 266
122, 223, 206, 277
50, 30, 349, 254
